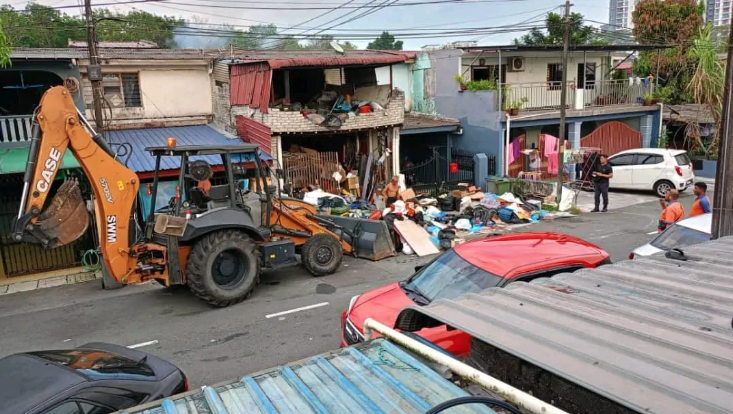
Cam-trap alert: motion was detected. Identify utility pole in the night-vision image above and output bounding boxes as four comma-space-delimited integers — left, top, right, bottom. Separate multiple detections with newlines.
85, 0, 105, 136
555, 0, 571, 202
712, 22, 733, 239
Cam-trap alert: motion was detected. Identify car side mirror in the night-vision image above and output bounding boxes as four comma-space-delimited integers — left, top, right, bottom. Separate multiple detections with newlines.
414, 265, 424, 273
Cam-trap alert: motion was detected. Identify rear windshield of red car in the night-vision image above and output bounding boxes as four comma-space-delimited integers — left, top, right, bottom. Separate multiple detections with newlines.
405, 249, 503, 303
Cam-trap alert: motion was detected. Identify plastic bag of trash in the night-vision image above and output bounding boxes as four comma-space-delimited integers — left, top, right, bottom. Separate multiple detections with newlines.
481, 193, 500, 209
459, 196, 473, 213
425, 206, 442, 218
455, 218, 472, 230
402, 237, 414, 255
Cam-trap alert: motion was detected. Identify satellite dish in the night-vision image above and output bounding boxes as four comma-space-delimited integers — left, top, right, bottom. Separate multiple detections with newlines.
330, 41, 345, 54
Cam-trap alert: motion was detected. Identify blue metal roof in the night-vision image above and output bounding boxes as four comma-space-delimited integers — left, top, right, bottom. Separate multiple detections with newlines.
122, 339, 496, 414
107, 125, 271, 173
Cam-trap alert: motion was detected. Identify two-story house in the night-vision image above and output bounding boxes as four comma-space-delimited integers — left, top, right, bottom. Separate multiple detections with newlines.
413, 44, 667, 180
0, 47, 265, 282
210, 50, 415, 191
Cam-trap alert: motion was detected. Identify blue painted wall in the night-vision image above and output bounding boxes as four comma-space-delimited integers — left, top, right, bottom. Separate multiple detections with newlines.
411, 53, 435, 114
426, 50, 504, 174
391, 63, 411, 110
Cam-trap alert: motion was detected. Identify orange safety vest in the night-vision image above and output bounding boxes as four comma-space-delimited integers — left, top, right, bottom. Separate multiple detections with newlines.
690, 195, 710, 217
659, 202, 685, 232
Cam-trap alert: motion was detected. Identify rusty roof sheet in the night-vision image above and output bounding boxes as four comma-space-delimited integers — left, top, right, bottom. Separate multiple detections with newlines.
402, 113, 460, 131
664, 104, 715, 124
396, 236, 733, 414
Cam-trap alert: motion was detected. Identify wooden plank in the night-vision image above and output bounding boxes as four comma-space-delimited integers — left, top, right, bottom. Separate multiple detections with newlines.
393, 220, 440, 257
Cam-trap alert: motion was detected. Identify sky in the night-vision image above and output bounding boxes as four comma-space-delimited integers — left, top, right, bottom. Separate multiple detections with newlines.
6, 0, 612, 49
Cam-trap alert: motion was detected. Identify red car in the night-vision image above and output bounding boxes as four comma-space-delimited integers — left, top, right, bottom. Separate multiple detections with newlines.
341, 232, 610, 356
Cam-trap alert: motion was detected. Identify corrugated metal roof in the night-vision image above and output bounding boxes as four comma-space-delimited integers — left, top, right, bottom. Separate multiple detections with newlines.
122, 338, 496, 414
396, 236, 733, 414
106, 125, 270, 173
10, 48, 411, 63
402, 113, 460, 132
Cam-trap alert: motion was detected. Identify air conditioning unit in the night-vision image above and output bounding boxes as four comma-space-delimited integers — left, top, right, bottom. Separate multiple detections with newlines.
509, 57, 525, 72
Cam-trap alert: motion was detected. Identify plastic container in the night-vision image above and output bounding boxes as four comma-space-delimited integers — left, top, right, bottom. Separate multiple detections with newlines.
486, 176, 512, 195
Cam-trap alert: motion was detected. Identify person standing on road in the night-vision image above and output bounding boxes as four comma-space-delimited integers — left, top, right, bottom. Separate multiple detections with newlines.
382, 176, 400, 206
658, 189, 685, 232
591, 154, 613, 212
689, 182, 711, 217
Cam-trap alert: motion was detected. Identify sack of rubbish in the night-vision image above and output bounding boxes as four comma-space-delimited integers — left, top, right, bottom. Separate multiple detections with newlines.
481, 193, 501, 209
401, 237, 414, 255
455, 218, 472, 230
459, 196, 473, 213
425, 206, 443, 218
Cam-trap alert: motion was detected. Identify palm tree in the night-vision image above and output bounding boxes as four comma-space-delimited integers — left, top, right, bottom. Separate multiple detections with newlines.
687, 23, 724, 158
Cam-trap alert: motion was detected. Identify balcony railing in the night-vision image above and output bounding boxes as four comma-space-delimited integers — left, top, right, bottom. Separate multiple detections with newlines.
0, 115, 33, 147
505, 80, 652, 112
583, 79, 650, 107
505, 82, 576, 111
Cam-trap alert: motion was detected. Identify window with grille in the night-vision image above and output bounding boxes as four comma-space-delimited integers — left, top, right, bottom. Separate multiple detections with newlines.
101, 73, 141, 108
547, 64, 563, 90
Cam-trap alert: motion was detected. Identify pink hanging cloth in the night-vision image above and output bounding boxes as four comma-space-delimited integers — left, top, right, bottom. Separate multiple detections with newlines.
508, 139, 521, 165
543, 134, 561, 175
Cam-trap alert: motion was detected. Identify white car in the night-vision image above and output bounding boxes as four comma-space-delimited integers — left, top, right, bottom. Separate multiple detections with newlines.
630, 213, 711, 259
607, 149, 695, 197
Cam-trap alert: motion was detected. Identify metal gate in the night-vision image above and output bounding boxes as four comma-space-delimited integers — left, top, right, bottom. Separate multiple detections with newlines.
402, 147, 477, 189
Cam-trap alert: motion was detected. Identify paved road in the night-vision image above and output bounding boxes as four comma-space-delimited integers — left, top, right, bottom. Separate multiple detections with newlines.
0, 188, 704, 387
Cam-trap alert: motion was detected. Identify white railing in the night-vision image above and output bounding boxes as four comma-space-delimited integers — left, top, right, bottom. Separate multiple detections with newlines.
504, 82, 577, 111
505, 80, 652, 112
582, 79, 650, 107
0, 115, 33, 147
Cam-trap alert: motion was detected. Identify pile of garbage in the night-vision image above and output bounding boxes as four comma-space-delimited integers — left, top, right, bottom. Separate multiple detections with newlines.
299, 182, 566, 257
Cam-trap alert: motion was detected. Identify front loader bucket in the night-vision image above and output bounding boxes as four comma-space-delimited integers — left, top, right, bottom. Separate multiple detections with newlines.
37, 180, 89, 247
316, 215, 395, 261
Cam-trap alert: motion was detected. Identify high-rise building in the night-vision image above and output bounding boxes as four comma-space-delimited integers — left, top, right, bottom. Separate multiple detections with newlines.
706, 0, 732, 27
608, 0, 637, 30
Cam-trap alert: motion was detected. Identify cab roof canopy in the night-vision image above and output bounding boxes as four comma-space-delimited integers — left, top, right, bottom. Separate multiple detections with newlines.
145, 144, 261, 156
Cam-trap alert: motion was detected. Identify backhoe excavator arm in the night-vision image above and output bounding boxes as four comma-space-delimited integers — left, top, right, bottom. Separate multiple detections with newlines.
13, 86, 140, 281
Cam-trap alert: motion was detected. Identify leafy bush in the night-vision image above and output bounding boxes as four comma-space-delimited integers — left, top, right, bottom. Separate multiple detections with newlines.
466, 79, 497, 92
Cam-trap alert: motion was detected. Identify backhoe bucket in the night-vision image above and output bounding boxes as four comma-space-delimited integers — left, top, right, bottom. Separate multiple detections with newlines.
316, 215, 395, 261
37, 180, 89, 247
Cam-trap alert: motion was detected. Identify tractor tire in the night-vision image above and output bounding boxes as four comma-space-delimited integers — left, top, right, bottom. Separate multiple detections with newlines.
302, 233, 343, 276
101, 261, 125, 290
186, 230, 260, 307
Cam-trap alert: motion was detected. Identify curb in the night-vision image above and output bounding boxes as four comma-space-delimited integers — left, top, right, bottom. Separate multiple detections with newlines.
0, 270, 101, 296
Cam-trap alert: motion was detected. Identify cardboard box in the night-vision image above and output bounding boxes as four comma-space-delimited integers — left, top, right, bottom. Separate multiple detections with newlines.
399, 188, 416, 201
453, 190, 469, 198
343, 176, 360, 190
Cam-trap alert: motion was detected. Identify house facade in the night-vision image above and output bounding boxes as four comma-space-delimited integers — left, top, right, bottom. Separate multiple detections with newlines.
0, 47, 250, 281
210, 50, 413, 189
413, 45, 665, 181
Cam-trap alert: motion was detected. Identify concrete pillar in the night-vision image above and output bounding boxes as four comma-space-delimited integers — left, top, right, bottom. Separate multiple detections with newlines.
640, 115, 654, 148
391, 127, 401, 176
568, 121, 582, 149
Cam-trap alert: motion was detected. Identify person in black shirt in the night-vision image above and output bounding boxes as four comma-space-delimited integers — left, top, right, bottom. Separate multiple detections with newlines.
592, 154, 613, 212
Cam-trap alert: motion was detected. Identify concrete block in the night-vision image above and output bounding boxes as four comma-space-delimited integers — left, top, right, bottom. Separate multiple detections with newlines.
38, 276, 68, 289
0, 285, 8, 294
6, 280, 39, 294
69, 273, 97, 284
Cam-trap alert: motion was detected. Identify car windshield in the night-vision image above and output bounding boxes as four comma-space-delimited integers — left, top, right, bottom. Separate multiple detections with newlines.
404, 249, 503, 303
650, 224, 711, 250
674, 153, 692, 166
29, 350, 155, 377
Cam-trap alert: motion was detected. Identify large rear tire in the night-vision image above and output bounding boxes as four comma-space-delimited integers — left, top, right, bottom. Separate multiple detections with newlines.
302, 233, 343, 276
186, 230, 260, 307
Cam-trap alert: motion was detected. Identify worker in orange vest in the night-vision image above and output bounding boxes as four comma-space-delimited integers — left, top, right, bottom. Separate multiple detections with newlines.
658, 189, 685, 233
689, 182, 711, 217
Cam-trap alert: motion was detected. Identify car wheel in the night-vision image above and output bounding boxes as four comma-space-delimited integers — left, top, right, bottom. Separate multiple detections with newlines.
654, 180, 674, 197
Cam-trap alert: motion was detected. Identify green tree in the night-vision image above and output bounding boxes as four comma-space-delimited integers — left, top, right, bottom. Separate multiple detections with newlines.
304, 35, 358, 50
515, 12, 603, 45
687, 23, 724, 158
0, 21, 10, 68
231, 24, 280, 49
0, 4, 183, 48
367, 31, 403, 50
631, 0, 704, 104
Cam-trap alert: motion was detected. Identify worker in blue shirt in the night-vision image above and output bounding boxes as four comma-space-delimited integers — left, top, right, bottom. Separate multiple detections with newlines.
690, 182, 711, 217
